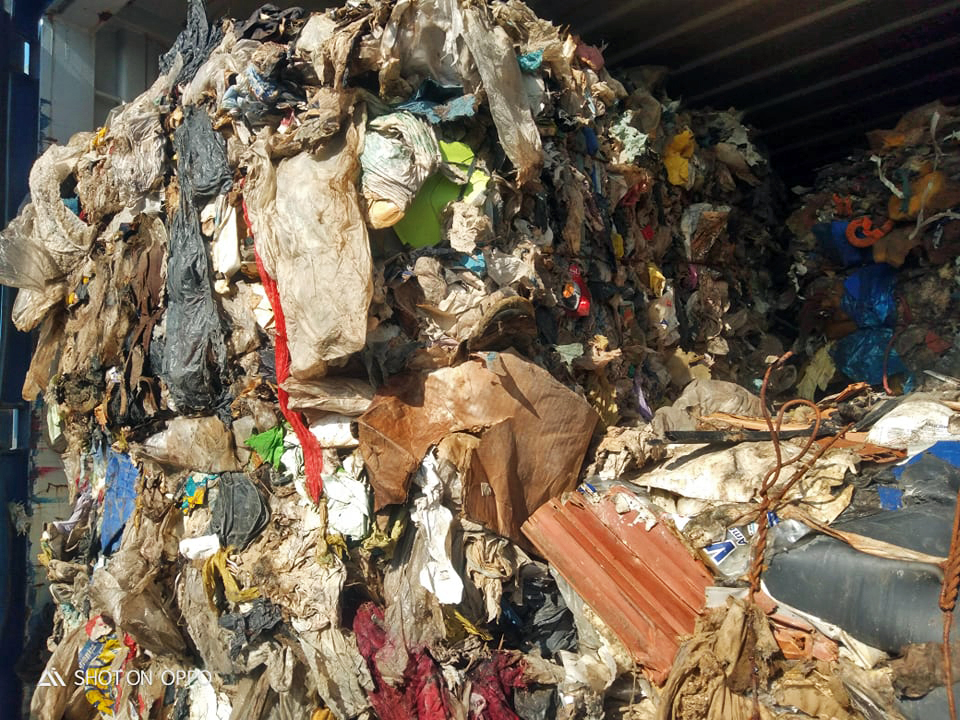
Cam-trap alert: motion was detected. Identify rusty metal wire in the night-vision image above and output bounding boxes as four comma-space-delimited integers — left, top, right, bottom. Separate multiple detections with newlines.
748, 353, 825, 601
940, 484, 960, 720
747, 353, 839, 720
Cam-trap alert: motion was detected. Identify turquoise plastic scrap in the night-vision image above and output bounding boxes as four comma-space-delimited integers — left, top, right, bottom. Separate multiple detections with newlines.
519, 50, 543, 73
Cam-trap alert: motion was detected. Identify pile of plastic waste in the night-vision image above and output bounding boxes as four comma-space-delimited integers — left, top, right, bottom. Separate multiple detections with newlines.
785, 101, 960, 399
4, 0, 960, 718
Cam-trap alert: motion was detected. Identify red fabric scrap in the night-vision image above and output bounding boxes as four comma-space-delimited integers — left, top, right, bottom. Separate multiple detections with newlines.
468, 654, 526, 720
354, 603, 457, 720
242, 197, 324, 502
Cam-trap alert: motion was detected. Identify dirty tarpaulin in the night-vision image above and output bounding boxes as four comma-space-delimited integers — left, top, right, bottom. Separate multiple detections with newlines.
358, 351, 600, 543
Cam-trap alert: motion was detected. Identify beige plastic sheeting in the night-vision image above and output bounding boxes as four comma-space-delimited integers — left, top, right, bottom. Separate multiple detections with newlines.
651, 378, 763, 435
2, 133, 100, 332
244, 113, 373, 380
632, 440, 858, 507
358, 351, 600, 543
135, 416, 241, 473
461, 4, 543, 185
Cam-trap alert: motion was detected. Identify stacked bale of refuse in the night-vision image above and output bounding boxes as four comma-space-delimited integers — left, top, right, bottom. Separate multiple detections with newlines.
0, 1, 794, 718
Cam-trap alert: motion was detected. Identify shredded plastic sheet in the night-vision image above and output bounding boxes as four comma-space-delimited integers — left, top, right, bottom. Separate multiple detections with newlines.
0, 134, 97, 328
159, 0, 224, 86
461, 4, 542, 185
136, 416, 241, 473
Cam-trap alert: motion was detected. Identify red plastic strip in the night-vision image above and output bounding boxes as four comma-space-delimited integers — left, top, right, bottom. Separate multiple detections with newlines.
243, 198, 323, 502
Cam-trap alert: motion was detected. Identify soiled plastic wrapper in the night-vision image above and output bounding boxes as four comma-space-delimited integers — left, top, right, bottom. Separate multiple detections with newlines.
30, 624, 88, 720
102, 59, 181, 208
410, 452, 464, 604
179, 534, 221, 560
324, 455, 371, 540
461, 5, 542, 185
245, 113, 373, 379
635, 441, 858, 505
181, 36, 260, 108
87, 517, 187, 657
135, 416, 241, 473
651, 379, 762, 435
1, 133, 99, 332
308, 414, 359, 448
866, 398, 960, 454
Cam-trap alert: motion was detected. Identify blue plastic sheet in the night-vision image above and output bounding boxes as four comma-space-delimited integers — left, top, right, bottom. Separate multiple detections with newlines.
893, 441, 960, 478
831, 328, 906, 387
397, 79, 477, 125
100, 451, 139, 554
460, 252, 486, 276
582, 128, 599, 156
877, 486, 904, 511
841, 264, 897, 328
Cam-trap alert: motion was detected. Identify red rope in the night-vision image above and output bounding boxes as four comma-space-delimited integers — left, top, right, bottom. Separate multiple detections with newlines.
243, 199, 324, 502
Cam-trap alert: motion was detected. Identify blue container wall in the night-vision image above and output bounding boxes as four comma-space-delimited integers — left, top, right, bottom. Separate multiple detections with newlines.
1, 1, 50, 717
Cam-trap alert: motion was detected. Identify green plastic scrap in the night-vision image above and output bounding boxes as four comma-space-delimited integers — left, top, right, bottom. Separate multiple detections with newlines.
246, 425, 286, 467
555, 343, 584, 367
394, 141, 489, 249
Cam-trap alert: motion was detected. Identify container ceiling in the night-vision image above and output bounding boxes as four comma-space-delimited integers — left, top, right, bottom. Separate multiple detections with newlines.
75, 0, 960, 183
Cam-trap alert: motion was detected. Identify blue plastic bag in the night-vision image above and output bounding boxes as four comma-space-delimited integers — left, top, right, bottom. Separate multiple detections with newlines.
100, 451, 138, 554
831, 328, 906, 386
813, 221, 870, 268
841, 263, 897, 329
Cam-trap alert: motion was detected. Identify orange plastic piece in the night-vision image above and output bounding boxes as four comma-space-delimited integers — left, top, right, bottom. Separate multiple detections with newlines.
832, 193, 853, 218
846, 217, 894, 248
888, 171, 946, 220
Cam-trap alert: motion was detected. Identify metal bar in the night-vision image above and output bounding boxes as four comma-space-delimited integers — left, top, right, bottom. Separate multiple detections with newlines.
770, 109, 905, 155
606, 0, 763, 64
755, 66, 960, 137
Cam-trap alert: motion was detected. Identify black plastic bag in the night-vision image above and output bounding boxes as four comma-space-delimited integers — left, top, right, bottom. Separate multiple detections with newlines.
161, 107, 231, 415
176, 105, 232, 199
208, 472, 270, 551
159, 0, 224, 87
